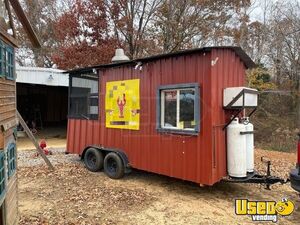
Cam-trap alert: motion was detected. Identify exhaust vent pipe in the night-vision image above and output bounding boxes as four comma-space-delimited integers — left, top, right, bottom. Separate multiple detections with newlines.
112, 49, 130, 63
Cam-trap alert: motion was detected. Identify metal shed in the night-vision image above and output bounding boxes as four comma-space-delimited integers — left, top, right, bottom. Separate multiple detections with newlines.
16, 66, 68, 129
66, 46, 255, 186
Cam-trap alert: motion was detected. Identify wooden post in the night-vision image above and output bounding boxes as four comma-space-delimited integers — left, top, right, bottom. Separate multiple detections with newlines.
17, 111, 54, 170
4, 0, 16, 38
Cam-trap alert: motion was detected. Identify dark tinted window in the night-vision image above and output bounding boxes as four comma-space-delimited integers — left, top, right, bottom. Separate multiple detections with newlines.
69, 75, 99, 120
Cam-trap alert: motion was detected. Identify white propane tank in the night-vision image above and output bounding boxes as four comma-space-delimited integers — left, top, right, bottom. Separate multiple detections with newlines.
227, 118, 247, 178
243, 117, 254, 173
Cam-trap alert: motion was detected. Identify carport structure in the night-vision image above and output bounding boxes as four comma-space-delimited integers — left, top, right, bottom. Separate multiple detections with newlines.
16, 66, 68, 133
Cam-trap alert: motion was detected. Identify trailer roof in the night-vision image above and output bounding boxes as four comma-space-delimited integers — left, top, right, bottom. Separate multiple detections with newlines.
65, 46, 256, 74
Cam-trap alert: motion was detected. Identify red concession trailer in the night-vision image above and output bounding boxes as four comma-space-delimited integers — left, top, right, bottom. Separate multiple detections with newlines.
66, 46, 257, 186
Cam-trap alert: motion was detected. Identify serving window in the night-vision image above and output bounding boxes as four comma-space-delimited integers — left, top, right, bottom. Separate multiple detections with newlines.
157, 83, 200, 135
68, 73, 99, 120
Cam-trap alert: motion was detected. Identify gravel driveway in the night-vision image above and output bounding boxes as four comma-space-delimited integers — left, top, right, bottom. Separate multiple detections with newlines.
18, 148, 79, 167
18, 148, 300, 225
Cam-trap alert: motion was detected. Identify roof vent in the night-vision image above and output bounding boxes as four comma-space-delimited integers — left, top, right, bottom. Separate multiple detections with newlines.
112, 48, 130, 63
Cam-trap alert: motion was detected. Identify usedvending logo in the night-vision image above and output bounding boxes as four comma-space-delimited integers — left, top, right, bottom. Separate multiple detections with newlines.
235, 198, 295, 222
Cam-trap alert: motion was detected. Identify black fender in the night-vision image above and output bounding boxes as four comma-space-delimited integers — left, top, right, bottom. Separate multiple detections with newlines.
81, 145, 131, 173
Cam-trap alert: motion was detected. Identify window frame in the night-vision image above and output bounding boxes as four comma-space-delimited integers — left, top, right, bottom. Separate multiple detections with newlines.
68, 72, 99, 120
0, 151, 5, 200
0, 40, 15, 80
156, 83, 200, 135
6, 46, 14, 80
7, 143, 16, 178
0, 41, 4, 78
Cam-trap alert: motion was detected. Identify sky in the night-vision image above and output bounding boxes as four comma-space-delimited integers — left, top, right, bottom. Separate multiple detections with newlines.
250, 0, 300, 22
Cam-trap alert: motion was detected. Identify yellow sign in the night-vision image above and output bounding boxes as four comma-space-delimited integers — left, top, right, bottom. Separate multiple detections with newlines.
235, 198, 295, 223
105, 79, 140, 130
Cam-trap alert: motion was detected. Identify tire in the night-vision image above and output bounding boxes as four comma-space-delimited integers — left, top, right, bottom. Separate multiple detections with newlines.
84, 148, 103, 172
103, 152, 125, 179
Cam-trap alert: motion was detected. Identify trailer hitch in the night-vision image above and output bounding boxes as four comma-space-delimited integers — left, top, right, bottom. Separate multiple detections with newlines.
258, 157, 289, 190
223, 156, 289, 190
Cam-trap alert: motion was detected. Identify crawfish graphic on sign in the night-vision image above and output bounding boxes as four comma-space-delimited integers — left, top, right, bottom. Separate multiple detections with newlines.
105, 79, 140, 130
117, 93, 126, 118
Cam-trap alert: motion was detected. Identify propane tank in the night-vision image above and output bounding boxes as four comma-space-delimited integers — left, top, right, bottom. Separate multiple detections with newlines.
243, 117, 254, 173
227, 117, 247, 178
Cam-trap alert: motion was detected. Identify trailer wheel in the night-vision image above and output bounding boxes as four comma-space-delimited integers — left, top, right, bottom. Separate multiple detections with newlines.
103, 152, 125, 179
84, 148, 103, 172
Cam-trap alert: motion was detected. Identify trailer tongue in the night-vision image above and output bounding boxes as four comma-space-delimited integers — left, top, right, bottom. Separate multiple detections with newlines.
290, 133, 300, 192
224, 157, 289, 190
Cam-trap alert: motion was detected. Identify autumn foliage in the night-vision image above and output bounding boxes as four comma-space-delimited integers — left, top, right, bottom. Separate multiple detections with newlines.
246, 67, 276, 91
15, 0, 300, 151
52, 0, 118, 70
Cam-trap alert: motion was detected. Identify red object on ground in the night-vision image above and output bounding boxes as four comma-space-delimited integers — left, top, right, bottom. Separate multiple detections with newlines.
43, 148, 49, 155
66, 47, 254, 186
40, 139, 47, 149
39, 139, 50, 155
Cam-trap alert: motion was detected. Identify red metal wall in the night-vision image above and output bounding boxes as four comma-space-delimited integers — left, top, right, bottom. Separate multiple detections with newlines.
67, 49, 246, 185
210, 49, 246, 182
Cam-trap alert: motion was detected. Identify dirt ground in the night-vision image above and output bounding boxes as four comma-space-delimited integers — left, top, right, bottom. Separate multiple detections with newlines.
17, 126, 66, 150
17, 137, 66, 150
17, 148, 299, 225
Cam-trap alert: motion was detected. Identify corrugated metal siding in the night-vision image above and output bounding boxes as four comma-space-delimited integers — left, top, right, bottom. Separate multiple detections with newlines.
210, 49, 246, 182
67, 49, 248, 185
16, 66, 67, 87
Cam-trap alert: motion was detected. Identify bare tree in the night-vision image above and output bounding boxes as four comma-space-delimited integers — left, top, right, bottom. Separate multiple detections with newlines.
255, 0, 300, 128
154, 0, 211, 52
104, 0, 162, 59
232, 0, 271, 64
15, 0, 73, 67
152, 0, 252, 53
